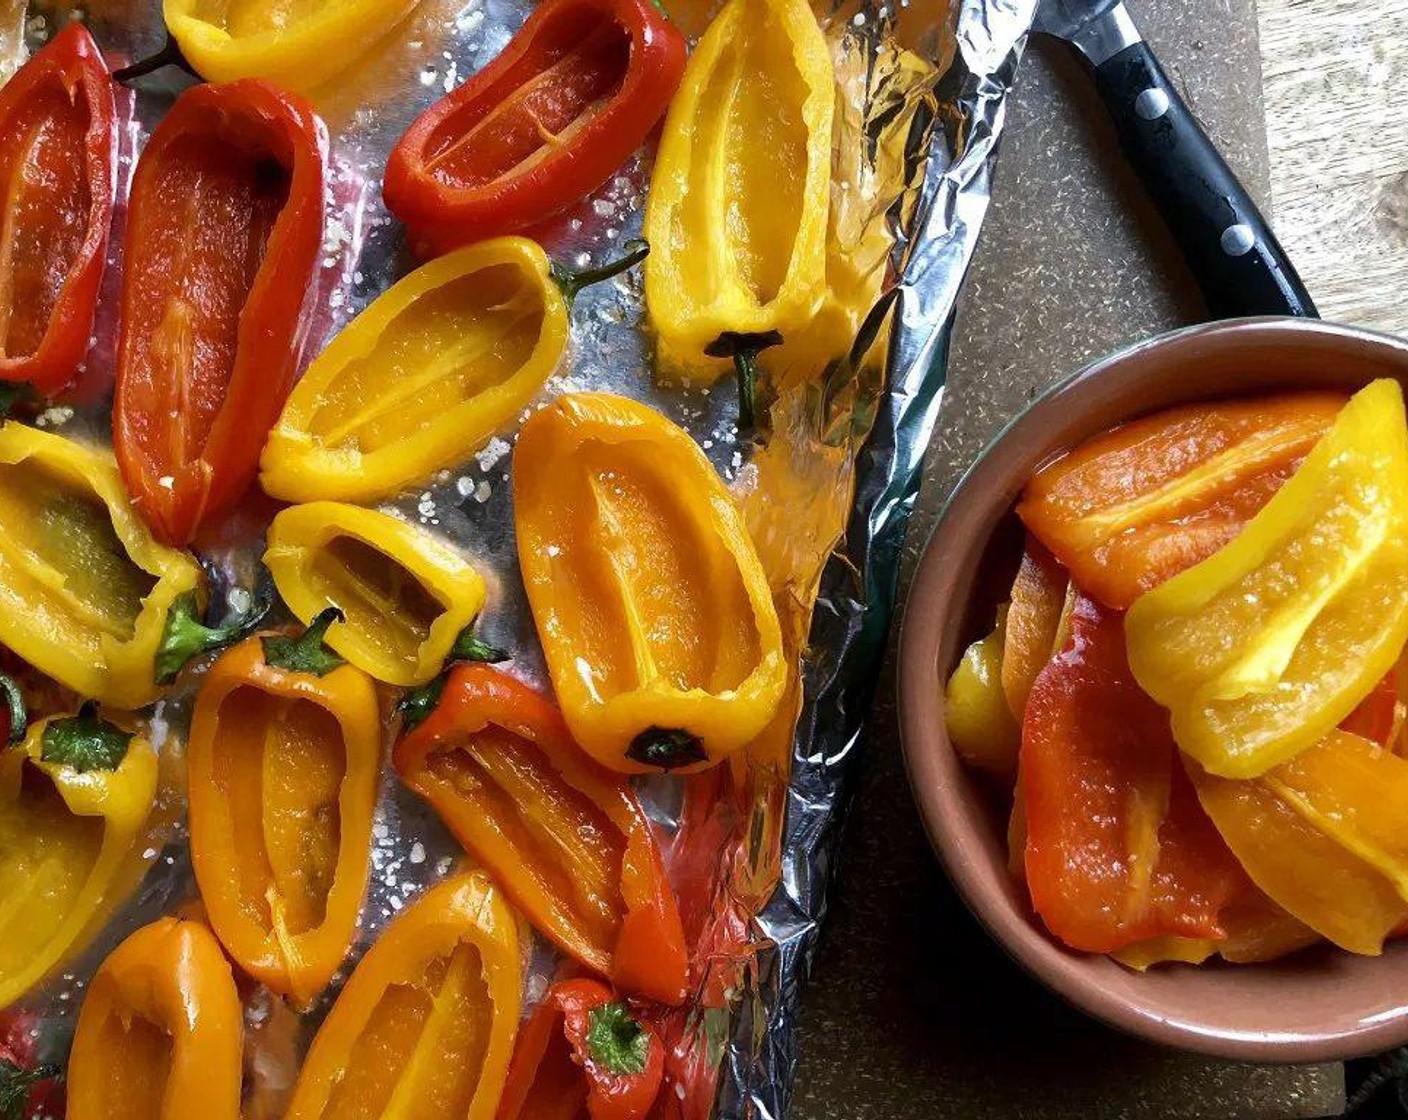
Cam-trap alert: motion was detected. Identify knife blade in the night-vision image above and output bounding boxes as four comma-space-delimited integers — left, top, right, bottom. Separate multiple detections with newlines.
1032, 0, 1140, 66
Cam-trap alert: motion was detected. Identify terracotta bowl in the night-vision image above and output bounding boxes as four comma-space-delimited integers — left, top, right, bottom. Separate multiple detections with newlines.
898, 317, 1408, 1062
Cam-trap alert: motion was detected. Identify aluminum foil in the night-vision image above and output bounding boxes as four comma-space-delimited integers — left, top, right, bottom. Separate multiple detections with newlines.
3, 0, 1035, 1114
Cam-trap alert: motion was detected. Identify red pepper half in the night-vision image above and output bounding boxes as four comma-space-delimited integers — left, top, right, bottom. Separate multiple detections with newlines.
1021, 593, 1244, 954
384, 0, 686, 255
497, 978, 665, 1120
0, 23, 116, 397
113, 79, 325, 546
394, 663, 689, 1004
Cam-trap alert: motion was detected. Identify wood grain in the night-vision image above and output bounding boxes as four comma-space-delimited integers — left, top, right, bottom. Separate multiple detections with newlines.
1259, 0, 1408, 332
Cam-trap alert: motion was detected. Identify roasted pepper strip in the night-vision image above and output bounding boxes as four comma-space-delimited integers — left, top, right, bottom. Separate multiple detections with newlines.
261, 237, 646, 503
163, 0, 419, 95
394, 664, 688, 1004
1021, 593, 1243, 954
0, 707, 160, 1009
0, 24, 116, 398
114, 79, 326, 546
643, 0, 832, 400
497, 978, 664, 1120
265, 501, 488, 686
1126, 380, 1408, 778
66, 917, 242, 1120
1187, 730, 1408, 955
514, 392, 785, 772
1111, 887, 1318, 970
386, 0, 686, 254
945, 607, 1019, 777
0, 423, 202, 708
285, 870, 521, 1120
1000, 537, 1069, 720
187, 609, 379, 1005
1018, 393, 1344, 609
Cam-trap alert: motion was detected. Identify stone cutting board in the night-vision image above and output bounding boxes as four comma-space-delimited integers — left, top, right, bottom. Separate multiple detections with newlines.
790, 1, 1346, 1116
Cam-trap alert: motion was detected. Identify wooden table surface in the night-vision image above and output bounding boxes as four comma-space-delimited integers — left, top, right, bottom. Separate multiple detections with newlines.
1260, 0, 1408, 331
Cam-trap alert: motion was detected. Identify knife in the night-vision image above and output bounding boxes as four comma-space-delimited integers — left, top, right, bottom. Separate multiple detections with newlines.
1033, 0, 1317, 319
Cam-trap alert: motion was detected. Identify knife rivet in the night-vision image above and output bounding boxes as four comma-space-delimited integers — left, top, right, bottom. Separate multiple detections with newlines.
1220, 224, 1256, 256
1134, 87, 1170, 121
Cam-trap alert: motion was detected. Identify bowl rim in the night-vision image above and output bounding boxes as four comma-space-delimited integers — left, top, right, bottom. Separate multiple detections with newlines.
897, 315, 1408, 1063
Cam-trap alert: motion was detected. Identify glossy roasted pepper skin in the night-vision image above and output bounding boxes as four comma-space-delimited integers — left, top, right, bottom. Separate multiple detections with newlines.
67, 917, 242, 1120
265, 501, 488, 686
1019, 393, 1343, 609
643, 0, 832, 385
1126, 380, 1408, 779
261, 237, 565, 504
0, 24, 116, 397
0, 711, 160, 1009
187, 617, 380, 1006
163, 0, 419, 95
514, 392, 786, 773
114, 78, 326, 546
285, 870, 522, 1120
385, 0, 686, 255
395, 664, 689, 1004
497, 978, 665, 1120
0, 423, 202, 708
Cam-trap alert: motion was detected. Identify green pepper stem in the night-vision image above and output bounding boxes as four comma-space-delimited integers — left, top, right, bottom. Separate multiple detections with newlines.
0, 675, 25, 746
156, 586, 272, 685
626, 727, 707, 770
0, 381, 34, 420
397, 628, 510, 733
112, 33, 200, 83
261, 607, 348, 677
40, 702, 133, 774
703, 329, 784, 432
586, 1001, 651, 1075
551, 239, 650, 304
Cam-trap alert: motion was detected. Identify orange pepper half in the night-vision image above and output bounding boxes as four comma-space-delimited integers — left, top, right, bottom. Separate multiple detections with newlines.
1020, 593, 1243, 954
394, 664, 689, 1005
187, 608, 380, 1005
67, 917, 243, 1120
1018, 392, 1344, 609
284, 870, 522, 1120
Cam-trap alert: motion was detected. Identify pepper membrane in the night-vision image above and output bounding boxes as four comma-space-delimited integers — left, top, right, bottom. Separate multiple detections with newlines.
0, 23, 117, 397
385, 0, 686, 254
114, 78, 326, 546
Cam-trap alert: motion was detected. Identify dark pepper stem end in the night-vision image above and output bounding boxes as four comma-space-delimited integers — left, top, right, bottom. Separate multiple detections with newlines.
396, 677, 446, 734
156, 586, 273, 684
261, 607, 348, 677
448, 628, 510, 665
627, 727, 708, 770
112, 33, 199, 83
551, 239, 650, 304
704, 330, 784, 433
0, 381, 35, 420
0, 675, 26, 746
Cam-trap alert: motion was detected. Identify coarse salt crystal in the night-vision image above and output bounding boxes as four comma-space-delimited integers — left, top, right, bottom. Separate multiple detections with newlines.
409, 842, 426, 864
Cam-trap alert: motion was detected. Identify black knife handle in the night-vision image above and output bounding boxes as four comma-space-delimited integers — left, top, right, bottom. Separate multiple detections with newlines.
1091, 41, 1317, 319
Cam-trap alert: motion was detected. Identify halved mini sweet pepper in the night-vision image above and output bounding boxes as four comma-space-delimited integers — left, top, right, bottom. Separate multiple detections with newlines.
394, 664, 689, 1004
385, 0, 686, 254
1188, 729, 1408, 955
265, 501, 488, 686
0, 23, 116, 398
66, 917, 242, 1120
513, 392, 786, 773
260, 237, 646, 503
1019, 393, 1344, 609
0, 423, 203, 709
187, 609, 379, 1006
945, 608, 1020, 777
284, 871, 521, 1120
0, 703, 161, 1010
497, 978, 665, 1120
1021, 593, 1244, 954
161, 0, 419, 95
643, 0, 833, 421
1126, 380, 1408, 778
114, 78, 326, 546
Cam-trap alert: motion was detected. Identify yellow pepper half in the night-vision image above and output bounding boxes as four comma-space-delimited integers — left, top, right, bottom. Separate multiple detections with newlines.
643, 0, 833, 413
945, 607, 1020, 777
0, 707, 161, 1008
265, 501, 488, 686
261, 237, 647, 504
163, 0, 420, 96
1188, 730, 1408, 955
0, 424, 202, 708
1126, 379, 1408, 778
514, 392, 787, 773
